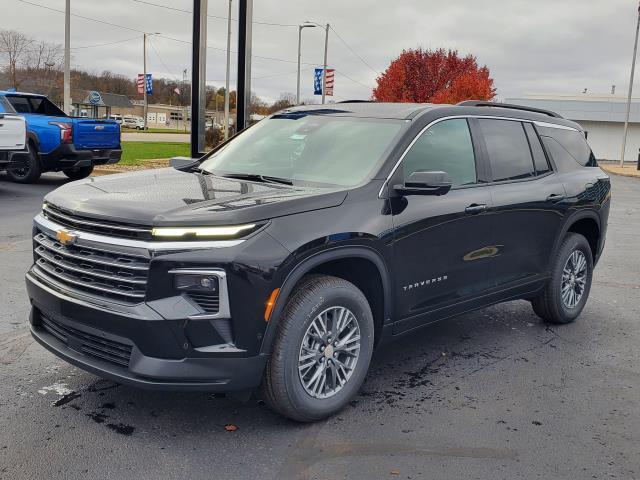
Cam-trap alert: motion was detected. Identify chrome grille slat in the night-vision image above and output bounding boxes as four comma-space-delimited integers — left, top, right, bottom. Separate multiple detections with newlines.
34, 261, 146, 300
35, 246, 147, 286
34, 234, 149, 267
43, 204, 151, 239
34, 234, 149, 271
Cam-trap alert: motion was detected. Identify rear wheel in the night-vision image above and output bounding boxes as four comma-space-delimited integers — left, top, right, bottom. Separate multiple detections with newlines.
532, 233, 593, 324
63, 165, 94, 180
261, 275, 374, 422
6, 143, 41, 184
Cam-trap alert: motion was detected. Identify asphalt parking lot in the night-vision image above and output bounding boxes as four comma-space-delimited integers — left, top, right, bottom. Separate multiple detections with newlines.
0, 172, 638, 480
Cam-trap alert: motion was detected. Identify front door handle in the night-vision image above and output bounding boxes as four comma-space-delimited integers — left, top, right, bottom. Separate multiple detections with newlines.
546, 193, 566, 202
465, 204, 487, 215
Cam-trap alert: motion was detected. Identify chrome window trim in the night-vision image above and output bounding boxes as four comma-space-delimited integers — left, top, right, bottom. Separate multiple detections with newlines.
168, 268, 231, 320
378, 114, 580, 198
43, 205, 151, 234
34, 214, 245, 252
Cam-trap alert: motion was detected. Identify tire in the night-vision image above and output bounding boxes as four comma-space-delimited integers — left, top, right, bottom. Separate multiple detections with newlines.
6, 143, 41, 184
261, 275, 374, 422
63, 165, 94, 180
532, 232, 593, 324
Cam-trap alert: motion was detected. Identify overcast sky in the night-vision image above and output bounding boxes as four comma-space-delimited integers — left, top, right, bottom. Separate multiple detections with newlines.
1, 0, 638, 103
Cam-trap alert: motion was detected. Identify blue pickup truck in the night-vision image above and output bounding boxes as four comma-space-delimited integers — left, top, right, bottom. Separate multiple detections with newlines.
0, 91, 121, 183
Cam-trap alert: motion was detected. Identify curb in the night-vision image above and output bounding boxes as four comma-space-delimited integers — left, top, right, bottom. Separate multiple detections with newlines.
599, 165, 640, 178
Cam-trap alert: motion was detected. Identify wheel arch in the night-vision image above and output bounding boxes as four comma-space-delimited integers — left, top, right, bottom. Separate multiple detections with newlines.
260, 246, 393, 355
553, 210, 601, 266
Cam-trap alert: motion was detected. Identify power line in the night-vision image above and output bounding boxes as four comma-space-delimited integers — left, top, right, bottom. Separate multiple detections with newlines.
130, 0, 298, 28
70, 36, 140, 50
329, 25, 380, 76
147, 38, 181, 81
334, 69, 375, 91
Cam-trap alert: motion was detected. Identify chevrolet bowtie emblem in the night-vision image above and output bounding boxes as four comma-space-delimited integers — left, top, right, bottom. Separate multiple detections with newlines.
56, 229, 77, 246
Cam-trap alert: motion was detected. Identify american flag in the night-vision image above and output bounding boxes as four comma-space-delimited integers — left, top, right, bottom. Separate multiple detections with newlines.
314, 68, 335, 96
137, 73, 153, 95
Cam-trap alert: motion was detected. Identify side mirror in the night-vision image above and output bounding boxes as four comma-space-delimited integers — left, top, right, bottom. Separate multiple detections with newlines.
170, 156, 199, 171
394, 171, 453, 196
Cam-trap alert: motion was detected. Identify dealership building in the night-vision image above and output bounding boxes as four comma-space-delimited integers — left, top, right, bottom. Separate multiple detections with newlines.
505, 94, 640, 163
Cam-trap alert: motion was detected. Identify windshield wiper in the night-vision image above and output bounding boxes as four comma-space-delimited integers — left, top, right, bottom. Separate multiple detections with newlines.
221, 173, 293, 186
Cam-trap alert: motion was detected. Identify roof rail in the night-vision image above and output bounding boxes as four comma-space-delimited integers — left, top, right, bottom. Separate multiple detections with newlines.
456, 100, 563, 119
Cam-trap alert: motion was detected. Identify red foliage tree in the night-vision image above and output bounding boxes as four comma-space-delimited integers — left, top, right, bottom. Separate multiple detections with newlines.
372, 48, 496, 104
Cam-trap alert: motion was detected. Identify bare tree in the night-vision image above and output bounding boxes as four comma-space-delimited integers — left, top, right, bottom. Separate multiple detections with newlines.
0, 29, 33, 88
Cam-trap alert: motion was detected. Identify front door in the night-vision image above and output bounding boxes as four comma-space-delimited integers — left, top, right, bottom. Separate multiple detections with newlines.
389, 118, 496, 333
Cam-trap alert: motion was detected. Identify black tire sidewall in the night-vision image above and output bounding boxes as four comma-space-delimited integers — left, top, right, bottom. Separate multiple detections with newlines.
7, 145, 41, 183
278, 280, 374, 420
549, 233, 593, 323
63, 166, 94, 180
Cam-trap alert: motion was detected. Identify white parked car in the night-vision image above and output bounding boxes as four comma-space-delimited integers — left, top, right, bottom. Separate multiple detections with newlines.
0, 98, 29, 174
123, 116, 145, 130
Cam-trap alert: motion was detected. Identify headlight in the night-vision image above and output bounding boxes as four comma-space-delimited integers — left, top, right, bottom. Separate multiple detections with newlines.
151, 224, 257, 238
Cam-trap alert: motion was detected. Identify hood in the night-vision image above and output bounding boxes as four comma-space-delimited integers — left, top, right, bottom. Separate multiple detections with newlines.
45, 168, 348, 226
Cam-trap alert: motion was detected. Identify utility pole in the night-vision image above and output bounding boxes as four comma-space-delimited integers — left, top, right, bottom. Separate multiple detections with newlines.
621, 2, 640, 167
143, 33, 148, 131
224, 0, 232, 140
296, 23, 317, 105
321, 23, 329, 105
63, 0, 71, 115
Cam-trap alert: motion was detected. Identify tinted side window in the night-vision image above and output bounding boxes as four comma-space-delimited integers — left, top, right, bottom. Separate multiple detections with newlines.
539, 127, 597, 167
6, 96, 31, 114
402, 119, 477, 186
28, 97, 65, 116
523, 123, 551, 175
479, 119, 535, 182
0, 96, 17, 114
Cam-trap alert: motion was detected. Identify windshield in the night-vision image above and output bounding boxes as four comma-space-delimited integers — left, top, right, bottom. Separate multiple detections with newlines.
199, 114, 405, 187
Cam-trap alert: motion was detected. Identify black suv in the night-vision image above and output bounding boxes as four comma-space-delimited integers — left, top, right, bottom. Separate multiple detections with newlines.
26, 101, 610, 421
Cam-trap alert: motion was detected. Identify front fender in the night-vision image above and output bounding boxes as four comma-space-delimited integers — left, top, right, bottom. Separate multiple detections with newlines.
259, 245, 393, 355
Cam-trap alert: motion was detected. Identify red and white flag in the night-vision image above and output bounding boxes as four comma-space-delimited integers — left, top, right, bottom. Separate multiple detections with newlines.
137, 74, 145, 94
325, 68, 335, 96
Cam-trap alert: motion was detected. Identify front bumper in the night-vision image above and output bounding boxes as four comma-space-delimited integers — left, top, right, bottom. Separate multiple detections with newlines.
40, 143, 122, 171
27, 272, 268, 392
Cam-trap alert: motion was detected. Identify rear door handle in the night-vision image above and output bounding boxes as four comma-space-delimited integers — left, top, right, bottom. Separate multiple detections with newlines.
546, 193, 565, 202
465, 204, 487, 215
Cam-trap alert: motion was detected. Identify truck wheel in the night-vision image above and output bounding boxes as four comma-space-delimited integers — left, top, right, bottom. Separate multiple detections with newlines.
63, 166, 94, 180
532, 233, 593, 324
6, 143, 41, 184
261, 275, 374, 422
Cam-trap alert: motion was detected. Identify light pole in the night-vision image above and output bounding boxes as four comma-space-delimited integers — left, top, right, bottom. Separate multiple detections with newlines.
296, 22, 317, 105
63, 0, 71, 115
321, 23, 329, 105
143, 32, 161, 131
621, 2, 640, 167
224, 0, 232, 140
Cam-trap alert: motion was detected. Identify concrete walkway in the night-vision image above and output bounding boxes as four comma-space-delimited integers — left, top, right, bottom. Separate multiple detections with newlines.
600, 163, 640, 178
121, 132, 189, 143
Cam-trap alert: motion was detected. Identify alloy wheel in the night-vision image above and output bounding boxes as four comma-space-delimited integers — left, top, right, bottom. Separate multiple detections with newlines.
561, 250, 588, 309
297, 306, 361, 399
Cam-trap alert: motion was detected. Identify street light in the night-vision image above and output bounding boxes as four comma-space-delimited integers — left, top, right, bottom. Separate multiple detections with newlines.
143, 32, 161, 131
297, 22, 317, 105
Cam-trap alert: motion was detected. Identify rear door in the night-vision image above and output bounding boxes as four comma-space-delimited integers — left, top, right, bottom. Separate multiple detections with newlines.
72, 119, 121, 149
478, 118, 566, 288
390, 118, 496, 333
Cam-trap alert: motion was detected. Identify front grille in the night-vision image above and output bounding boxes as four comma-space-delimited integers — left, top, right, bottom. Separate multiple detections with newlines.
33, 232, 149, 304
43, 203, 152, 240
187, 292, 220, 314
40, 315, 133, 367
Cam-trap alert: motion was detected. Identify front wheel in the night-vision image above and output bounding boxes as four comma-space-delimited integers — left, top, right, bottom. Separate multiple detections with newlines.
63, 165, 94, 180
261, 275, 374, 422
6, 144, 41, 184
532, 233, 594, 324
